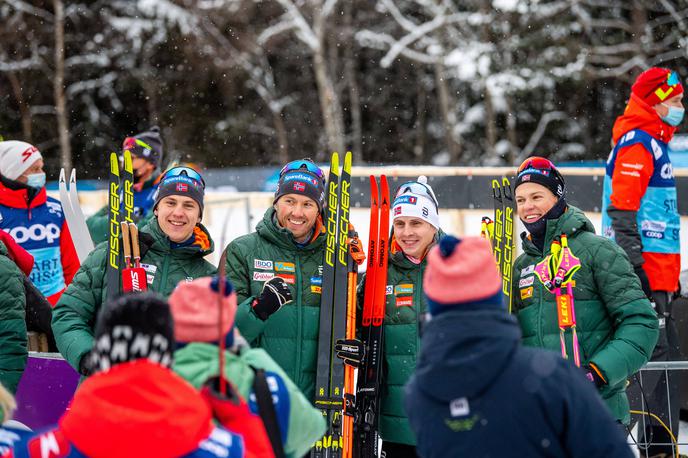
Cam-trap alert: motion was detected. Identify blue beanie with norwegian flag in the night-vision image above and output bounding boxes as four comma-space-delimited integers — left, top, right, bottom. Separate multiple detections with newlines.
153, 168, 205, 217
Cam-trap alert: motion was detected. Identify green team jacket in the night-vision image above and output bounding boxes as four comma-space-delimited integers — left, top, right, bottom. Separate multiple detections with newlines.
0, 241, 27, 394
356, 231, 442, 446
173, 342, 326, 458
52, 219, 216, 372
511, 205, 658, 424
225, 208, 325, 402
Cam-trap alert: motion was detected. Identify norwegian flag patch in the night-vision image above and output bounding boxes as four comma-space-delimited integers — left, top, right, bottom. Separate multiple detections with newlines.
293, 182, 306, 192
176, 183, 188, 192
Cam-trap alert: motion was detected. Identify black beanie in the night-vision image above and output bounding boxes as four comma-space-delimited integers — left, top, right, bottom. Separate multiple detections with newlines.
88, 292, 174, 373
514, 157, 565, 199
153, 168, 205, 217
123, 126, 164, 168
273, 166, 325, 212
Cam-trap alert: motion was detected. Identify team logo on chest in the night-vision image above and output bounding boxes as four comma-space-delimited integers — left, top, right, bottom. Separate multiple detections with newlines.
254, 259, 273, 270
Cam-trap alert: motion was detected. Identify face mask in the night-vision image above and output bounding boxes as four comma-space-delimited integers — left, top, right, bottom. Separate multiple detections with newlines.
661, 104, 685, 126
26, 172, 46, 189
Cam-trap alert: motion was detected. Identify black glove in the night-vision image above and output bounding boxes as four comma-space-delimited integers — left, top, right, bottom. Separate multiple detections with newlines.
252, 277, 292, 321
583, 364, 605, 388
79, 354, 93, 377
335, 338, 365, 368
634, 266, 653, 301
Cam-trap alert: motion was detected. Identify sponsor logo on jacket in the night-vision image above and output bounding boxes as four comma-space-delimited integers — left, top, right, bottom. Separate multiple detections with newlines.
9, 223, 61, 244
518, 276, 534, 288
275, 261, 295, 272
254, 259, 273, 270
253, 271, 275, 282
394, 284, 414, 295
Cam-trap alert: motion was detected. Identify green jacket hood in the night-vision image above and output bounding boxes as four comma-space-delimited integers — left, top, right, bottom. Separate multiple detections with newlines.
255, 207, 324, 252
520, 205, 595, 256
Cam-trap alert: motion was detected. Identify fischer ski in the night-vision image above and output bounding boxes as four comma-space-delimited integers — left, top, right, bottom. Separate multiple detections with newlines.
106, 152, 121, 301
58, 169, 94, 263
354, 175, 390, 458
487, 177, 515, 311
314, 151, 353, 458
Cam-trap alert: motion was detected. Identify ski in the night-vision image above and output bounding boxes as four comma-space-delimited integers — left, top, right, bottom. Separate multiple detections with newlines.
106, 152, 121, 301
58, 169, 94, 263
491, 179, 504, 270
354, 175, 390, 458
501, 177, 515, 312
314, 151, 353, 458
122, 149, 135, 224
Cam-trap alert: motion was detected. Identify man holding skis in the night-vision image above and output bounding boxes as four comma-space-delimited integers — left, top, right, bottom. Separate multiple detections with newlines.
0, 140, 79, 305
52, 166, 216, 377
224, 159, 326, 403
601, 67, 684, 454
87, 126, 164, 244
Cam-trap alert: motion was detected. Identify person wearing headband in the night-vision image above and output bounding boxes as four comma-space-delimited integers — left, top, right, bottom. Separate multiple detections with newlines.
601, 67, 684, 455
52, 166, 216, 378
223, 158, 329, 409
335, 175, 442, 456
87, 126, 165, 244
512, 156, 658, 427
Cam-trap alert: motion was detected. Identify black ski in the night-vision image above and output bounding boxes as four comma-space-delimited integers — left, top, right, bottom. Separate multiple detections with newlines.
106, 152, 121, 301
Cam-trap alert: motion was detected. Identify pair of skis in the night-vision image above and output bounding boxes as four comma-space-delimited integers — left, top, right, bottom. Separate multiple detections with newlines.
313, 152, 355, 458
353, 176, 390, 458
58, 169, 94, 263
106, 149, 139, 301
487, 177, 515, 312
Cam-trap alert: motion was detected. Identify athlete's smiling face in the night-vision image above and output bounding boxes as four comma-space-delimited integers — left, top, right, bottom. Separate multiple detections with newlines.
274, 194, 320, 243
155, 195, 201, 242
515, 182, 558, 224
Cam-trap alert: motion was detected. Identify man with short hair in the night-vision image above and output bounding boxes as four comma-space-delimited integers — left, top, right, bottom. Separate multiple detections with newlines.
601, 67, 684, 455
224, 159, 327, 402
0, 140, 79, 305
52, 166, 216, 377
87, 126, 164, 244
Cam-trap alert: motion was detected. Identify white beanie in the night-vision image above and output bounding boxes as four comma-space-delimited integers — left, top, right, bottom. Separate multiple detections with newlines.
0, 141, 42, 180
392, 176, 440, 229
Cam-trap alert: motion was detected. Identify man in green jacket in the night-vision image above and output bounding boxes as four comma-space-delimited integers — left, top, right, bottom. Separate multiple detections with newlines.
511, 156, 659, 424
224, 159, 326, 402
337, 176, 441, 456
52, 166, 216, 376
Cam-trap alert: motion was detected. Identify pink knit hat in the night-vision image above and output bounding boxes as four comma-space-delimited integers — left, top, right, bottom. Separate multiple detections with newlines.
424, 236, 503, 315
168, 276, 237, 343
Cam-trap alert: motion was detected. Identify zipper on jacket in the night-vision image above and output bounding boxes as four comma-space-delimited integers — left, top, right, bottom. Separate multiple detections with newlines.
294, 254, 302, 388
415, 269, 422, 354
159, 254, 170, 292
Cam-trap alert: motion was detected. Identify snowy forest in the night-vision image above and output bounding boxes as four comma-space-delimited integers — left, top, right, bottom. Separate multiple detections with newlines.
1, 0, 688, 176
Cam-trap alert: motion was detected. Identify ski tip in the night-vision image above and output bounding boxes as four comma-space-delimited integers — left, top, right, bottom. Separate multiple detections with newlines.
109, 152, 120, 174
70, 168, 76, 183
330, 152, 339, 172
59, 168, 66, 182
344, 151, 352, 169
123, 149, 133, 173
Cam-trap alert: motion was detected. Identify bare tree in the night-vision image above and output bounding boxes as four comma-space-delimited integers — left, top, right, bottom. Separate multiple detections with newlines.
53, 0, 72, 170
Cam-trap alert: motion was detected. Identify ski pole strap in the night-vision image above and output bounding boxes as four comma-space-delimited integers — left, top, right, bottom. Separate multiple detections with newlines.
251, 366, 286, 458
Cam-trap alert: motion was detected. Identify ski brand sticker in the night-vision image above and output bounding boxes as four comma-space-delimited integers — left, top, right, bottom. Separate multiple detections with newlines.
520, 287, 533, 300
253, 271, 275, 282
254, 259, 273, 270
396, 297, 413, 307
521, 265, 534, 277
275, 261, 295, 272
450, 397, 470, 417
311, 285, 322, 294
276, 273, 296, 284
519, 276, 534, 288
139, 263, 157, 285
310, 276, 322, 285
386, 285, 393, 295
395, 284, 414, 295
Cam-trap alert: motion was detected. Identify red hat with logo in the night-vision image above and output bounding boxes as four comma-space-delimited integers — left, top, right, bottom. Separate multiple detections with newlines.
631, 67, 684, 107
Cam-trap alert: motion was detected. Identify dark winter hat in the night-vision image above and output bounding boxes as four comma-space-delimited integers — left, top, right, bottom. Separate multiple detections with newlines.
423, 235, 503, 316
631, 67, 684, 107
153, 166, 205, 217
88, 292, 174, 373
273, 159, 326, 211
123, 126, 164, 168
514, 156, 565, 199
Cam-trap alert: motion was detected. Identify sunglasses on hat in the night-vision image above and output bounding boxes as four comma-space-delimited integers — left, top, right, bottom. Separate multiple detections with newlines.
162, 166, 205, 189
517, 156, 558, 176
280, 159, 325, 184
394, 180, 439, 210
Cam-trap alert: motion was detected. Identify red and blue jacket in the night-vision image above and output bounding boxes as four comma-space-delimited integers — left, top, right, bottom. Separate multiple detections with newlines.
0, 360, 247, 458
0, 182, 79, 305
